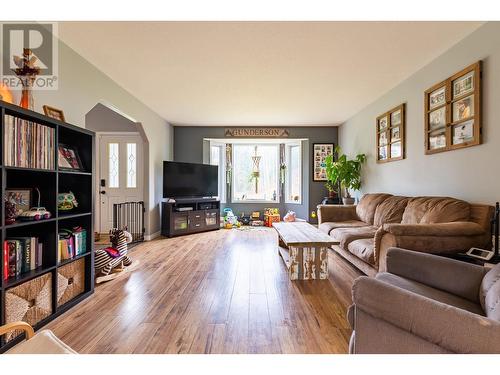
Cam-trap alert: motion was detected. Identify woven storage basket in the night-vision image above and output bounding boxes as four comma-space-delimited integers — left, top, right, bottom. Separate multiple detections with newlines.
57, 258, 85, 307
5, 273, 53, 342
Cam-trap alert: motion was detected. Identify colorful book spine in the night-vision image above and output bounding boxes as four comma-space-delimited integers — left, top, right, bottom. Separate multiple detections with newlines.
3, 241, 8, 280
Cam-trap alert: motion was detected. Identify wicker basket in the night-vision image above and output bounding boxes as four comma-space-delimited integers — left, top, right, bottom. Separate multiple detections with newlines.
5, 273, 53, 342
57, 258, 85, 307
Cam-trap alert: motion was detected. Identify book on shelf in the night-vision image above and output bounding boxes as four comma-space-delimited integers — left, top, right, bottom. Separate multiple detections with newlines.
58, 227, 87, 262
4, 237, 43, 279
3, 115, 55, 170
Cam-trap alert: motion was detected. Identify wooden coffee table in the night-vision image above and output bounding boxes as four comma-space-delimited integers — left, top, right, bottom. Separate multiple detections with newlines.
272, 221, 335, 280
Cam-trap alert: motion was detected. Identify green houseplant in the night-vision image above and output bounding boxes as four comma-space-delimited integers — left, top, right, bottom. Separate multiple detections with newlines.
324, 154, 339, 199
325, 146, 366, 205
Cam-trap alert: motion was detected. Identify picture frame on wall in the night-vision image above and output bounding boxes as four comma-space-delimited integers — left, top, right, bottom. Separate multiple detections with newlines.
312, 143, 334, 181
376, 103, 406, 163
424, 61, 482, 154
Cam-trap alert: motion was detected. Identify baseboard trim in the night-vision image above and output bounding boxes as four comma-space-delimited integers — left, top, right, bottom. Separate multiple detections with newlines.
144, 231, 161, 241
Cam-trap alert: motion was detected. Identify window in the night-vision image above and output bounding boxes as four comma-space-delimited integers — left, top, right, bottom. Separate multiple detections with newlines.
210, 142, 226, 202
232, 144, 279, 202
108, 143, 119, 188
285, 143, 302, 203
126, 143, 137, 188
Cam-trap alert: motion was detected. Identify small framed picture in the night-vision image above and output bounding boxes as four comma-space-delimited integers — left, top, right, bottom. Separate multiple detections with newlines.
391, 110, 401, 126
452, 95, 474, 122
452, 120, 474, 145
43, 105, 66, 122
390, 142, 402, 158
378, 116, 388, 131
58, 144, 84, 171
312, 143, 334, 181
379, 132, 388, 146
429, 107, 446, 130
378, 146, 388, 160
391, 127, 400, 142
5, 188, 31, 217
429, 130, 446, 150
453, 71, 474, 99
429, 86, 446, 109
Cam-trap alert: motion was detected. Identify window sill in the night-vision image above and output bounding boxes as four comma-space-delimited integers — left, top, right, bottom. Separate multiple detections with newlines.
285, 201, 302, 205
231, 200, 280, 204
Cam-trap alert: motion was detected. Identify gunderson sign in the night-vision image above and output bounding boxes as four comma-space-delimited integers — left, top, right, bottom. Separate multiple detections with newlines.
224, 128, 290, 138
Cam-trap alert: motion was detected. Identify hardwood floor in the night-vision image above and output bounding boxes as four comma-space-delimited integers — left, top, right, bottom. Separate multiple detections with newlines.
46, 228, 352, 354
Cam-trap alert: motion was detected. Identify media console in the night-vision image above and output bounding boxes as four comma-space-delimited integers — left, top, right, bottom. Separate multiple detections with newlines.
161, 198, 220, 237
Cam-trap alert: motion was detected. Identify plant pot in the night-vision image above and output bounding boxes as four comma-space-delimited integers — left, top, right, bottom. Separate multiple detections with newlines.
342, 197, 355, 205
328, 190, 337, 199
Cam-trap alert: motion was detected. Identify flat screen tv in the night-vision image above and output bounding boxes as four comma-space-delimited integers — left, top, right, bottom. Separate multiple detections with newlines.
163, 161, 218, 198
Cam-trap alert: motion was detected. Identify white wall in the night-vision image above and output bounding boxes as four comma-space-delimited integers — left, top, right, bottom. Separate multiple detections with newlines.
11, 33, 173, 235
340, 22, 500, 205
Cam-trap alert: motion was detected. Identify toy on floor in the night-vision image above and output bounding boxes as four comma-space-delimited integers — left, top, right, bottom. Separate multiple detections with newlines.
223, 208, 241, 228
283, 211, 297, 222
95, 228, 134, 283
264, 207, 280, 227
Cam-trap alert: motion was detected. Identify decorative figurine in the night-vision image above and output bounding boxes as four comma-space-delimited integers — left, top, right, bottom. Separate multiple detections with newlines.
58, 191, 79, 211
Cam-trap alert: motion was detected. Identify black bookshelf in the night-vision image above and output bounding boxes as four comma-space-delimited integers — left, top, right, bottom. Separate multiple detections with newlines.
0, 100, 95, 352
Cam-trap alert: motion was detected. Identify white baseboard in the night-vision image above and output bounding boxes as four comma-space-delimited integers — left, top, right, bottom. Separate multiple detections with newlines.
144, 231, 161, 241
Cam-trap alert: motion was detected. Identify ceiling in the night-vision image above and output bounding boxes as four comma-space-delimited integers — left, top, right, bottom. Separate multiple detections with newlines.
59, 22, 483, 126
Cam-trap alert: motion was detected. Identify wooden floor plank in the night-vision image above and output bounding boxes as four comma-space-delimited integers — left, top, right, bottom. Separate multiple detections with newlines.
45, 228, 351, 354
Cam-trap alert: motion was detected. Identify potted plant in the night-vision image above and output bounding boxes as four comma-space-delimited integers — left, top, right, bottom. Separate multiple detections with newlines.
328, 146, 366, 205
324, 154, 339, 200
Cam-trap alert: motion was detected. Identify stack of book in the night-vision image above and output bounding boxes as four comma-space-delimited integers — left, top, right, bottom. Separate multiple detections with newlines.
3, 115, 56, 169
58, 227, 87, 262
3, 237, 43, 279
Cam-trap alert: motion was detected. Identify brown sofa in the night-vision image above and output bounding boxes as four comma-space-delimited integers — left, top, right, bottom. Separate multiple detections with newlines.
318, 193, 494, 276
349, 248, 500, 353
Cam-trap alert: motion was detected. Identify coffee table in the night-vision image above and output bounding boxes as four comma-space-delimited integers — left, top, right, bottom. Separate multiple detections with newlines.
272, 221, 335, 280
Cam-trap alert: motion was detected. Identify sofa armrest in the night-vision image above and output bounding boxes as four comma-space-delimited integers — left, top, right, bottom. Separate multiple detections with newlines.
317, 204, 358, 224
382, 222, 485, 237
352, 276, 500, 353
385, 248, 486, 302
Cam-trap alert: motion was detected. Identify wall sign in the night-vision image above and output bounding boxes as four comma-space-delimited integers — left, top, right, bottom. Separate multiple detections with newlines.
224, 128, 290, 138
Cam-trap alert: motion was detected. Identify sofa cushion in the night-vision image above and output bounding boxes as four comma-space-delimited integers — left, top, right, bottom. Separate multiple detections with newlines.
373, 196, 409, 227
348, 238, 375, 265
401, 197, 470, 224
376, 272, 484, 316
318, 220, 369, 236
356, 193, 392, 225
480, 263, 500, 322
332, 226, 378, 248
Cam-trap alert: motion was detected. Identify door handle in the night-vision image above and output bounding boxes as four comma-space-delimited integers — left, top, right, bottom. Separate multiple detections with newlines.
100, 191, 106, 195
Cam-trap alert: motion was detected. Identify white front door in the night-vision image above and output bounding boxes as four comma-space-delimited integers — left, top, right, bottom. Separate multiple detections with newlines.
98, 134, 144, 233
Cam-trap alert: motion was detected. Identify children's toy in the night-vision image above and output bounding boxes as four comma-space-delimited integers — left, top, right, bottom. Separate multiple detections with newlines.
58, 191, 78, 211
283, 211, 297, 222
18, 188, 51, 221
240, 212, 251, 225
95, 228, 134, 284
264, 208, 281, 227
223, 208, 241, 228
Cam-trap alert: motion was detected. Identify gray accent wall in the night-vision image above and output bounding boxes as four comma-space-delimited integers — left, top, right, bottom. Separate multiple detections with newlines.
173, 126, 338, 222
340, 22, 500, 205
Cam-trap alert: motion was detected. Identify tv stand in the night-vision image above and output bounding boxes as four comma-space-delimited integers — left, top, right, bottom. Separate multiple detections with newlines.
161, 197, 220, 237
